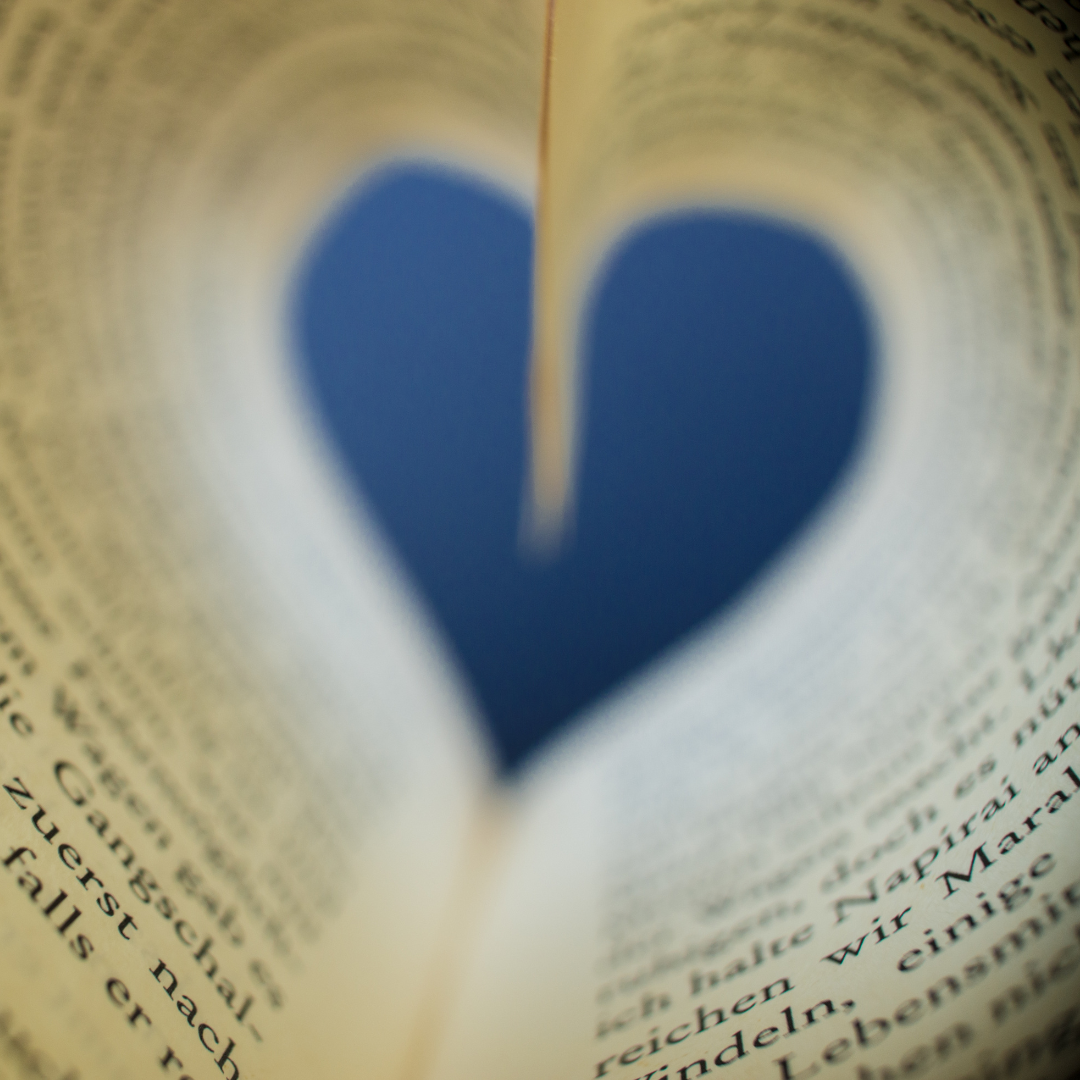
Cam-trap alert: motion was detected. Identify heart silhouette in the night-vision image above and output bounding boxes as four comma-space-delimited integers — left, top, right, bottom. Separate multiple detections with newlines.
293, 163, 873, 769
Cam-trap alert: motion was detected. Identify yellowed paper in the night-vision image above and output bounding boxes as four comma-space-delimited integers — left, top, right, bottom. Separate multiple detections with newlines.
0, 0, 1079, 1079
0, 1, 542, 1078
439, 0, 1080, 1076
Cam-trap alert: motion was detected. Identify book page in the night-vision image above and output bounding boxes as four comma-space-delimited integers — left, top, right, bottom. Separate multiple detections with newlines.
429, 0, 1080, 1077
0, 2, 542, 1079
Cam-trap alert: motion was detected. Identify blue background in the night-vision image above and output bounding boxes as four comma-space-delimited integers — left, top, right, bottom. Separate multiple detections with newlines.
292, 163, 874, 770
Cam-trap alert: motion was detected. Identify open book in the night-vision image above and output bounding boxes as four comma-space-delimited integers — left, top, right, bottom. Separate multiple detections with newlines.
0, 0, 1078, 1077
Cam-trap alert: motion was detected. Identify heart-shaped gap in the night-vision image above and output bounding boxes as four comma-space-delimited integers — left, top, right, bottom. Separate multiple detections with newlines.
293, 162, 874, 770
